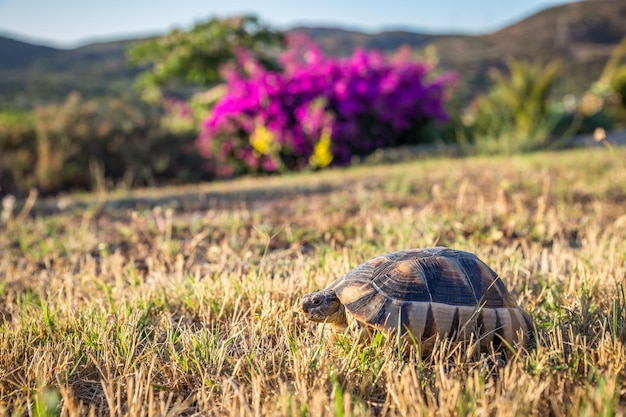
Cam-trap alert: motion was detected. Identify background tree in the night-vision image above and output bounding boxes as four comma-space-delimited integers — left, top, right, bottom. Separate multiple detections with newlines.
127, 15, 284, 101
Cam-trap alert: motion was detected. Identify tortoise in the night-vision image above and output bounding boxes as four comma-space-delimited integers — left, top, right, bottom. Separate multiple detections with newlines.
301, 247, 534, 351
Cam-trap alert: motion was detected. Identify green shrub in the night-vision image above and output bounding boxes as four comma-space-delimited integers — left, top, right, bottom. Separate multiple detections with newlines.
0, 93, 208, 196
611, 67, 626, 108
584, 36, 626, 127
459, 59, 563, 155
0, 110, 37, 194
128, 15, 284, 102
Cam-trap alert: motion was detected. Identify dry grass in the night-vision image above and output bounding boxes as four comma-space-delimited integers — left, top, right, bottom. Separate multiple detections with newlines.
1, 147, 625, 416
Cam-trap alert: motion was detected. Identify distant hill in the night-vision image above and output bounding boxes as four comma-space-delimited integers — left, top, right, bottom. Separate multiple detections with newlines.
0, 36, 141, 107
1, 0, 624, 108
284, 27, 458, 57
291, 0, 626, 104
0, 37, 61, 70
460, 0, 626, 100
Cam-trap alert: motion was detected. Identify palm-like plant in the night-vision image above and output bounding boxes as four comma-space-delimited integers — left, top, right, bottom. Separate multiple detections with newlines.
489, 59, 561, 138
461, 59, 562, 154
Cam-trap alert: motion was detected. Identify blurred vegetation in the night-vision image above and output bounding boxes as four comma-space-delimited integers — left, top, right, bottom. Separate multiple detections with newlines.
0, 93, 207, 196
0, 109, 36, 194
127, 15, 284, 102
587, 36, 626, 124
457, 59, 564, 155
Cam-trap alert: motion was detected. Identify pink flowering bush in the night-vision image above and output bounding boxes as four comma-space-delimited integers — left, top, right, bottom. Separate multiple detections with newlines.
197, 35, 456, 177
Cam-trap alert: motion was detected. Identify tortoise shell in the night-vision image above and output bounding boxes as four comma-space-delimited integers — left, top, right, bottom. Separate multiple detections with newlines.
329, 247, 533, 349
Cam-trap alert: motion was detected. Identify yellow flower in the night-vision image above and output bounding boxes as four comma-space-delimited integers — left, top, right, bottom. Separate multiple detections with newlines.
249, 123, 274, 155
309, 127, 333, 168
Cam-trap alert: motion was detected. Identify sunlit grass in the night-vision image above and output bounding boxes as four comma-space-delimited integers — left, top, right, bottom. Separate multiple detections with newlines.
0, 147, 625, 415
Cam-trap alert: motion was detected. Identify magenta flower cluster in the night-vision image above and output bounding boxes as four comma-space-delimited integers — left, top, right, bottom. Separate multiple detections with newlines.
197, 34, 456, 177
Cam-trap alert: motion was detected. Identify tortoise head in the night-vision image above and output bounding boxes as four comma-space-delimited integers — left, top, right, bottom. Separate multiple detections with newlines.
301, 289, 347, 326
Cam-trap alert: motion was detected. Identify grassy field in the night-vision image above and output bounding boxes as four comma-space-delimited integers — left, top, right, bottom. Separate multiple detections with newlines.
1, 147, 625, 416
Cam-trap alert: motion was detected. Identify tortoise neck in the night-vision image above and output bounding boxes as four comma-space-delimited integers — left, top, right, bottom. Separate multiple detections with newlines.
328, 298, 347, 326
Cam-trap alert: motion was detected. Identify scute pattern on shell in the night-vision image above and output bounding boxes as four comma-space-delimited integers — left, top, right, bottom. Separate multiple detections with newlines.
332, 247, 533, 348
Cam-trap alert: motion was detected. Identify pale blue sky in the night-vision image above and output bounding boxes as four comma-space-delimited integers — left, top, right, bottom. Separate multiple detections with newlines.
0, 0, 575, 48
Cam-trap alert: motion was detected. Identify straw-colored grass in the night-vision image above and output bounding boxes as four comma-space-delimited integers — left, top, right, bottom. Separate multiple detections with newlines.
1, 147, 625, 416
